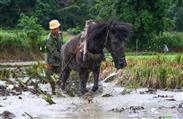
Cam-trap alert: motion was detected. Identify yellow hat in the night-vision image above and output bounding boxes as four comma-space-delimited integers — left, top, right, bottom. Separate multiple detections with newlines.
49, 19, 60, 29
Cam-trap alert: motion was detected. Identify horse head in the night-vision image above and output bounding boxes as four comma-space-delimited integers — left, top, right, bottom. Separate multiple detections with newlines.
105, 21, 133, 69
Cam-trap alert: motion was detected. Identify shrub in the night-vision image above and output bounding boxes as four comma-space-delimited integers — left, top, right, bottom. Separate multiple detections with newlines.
152, 32, 183, 52
0, 29, 30, 51
67, 26, 81, 35
17, 14, 44, 50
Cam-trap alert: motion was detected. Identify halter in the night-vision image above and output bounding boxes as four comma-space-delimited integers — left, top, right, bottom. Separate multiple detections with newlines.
104, 28, 110, 47
104, 26, 126, 63
80, 24, 111, 62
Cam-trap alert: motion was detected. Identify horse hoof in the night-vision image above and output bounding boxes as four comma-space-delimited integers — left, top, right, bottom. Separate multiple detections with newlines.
80, 88, 89, 95
92, 86, 98, 92
61, 85, 66, 91
52, 91, 56, 95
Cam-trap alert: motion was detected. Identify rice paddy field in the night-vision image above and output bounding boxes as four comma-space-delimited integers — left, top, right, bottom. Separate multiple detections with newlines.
0, 53, 183, 119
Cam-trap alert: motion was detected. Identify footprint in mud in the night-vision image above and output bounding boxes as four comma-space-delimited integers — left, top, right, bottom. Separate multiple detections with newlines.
129, 106, 145, 113
110, 106, 145, 113
153, 95, 173, 98
110, 107, 125, 113
139, 88, 157, 94
0, 111, 16, 119
153, 94, 176, 102
158, 106, 176, 109
81, 91, 94, 103
177, 103, 183, 114
165, 98, 176, 101
0, 85, 9, 96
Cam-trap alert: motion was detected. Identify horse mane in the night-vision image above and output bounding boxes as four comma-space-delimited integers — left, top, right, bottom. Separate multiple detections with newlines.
109, 21, 133, 40
86, 22, 108, 41
85, 21, 133, 42
79, 20, 133, 54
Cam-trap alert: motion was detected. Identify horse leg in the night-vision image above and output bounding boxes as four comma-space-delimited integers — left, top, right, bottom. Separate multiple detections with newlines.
79, 70, 89, 94
60, 68, 70, 91
92, 67, 100, 92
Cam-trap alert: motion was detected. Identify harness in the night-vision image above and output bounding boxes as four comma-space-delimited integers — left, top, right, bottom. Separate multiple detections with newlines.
80, 21, 110, 61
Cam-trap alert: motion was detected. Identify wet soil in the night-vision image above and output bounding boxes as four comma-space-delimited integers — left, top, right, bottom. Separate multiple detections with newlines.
0, 81, 183, 119
0, 62, 183, 119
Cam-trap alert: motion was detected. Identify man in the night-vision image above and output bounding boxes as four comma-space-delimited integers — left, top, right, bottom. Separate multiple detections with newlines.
45, 19, 63, 95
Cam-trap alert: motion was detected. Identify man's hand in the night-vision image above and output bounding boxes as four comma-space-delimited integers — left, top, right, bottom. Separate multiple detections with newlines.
45, 64, 52, 70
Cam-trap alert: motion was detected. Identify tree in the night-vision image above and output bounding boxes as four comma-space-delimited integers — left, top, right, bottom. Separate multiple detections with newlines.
94, 0, 175, 51
57, 0, 96, 29
169, 0, 183, 31
0, 0, 36, 27
17, 14, 43, 50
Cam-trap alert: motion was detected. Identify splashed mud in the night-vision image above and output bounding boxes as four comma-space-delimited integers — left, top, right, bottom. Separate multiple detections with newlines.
0, 81, 183, 119
0, 62, 183, 119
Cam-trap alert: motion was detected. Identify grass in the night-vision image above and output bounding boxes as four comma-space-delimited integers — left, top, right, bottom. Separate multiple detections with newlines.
0, 28, 183, 90
101, 54, 183, 89
0, 53, 182, 97
0, 29, 74, 62
0, 29, 30, 50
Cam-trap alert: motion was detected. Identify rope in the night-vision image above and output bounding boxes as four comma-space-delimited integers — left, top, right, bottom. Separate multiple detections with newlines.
60, 55, 74, 75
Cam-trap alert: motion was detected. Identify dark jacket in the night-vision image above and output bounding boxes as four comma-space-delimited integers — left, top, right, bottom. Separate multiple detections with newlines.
46, 33, 63, 66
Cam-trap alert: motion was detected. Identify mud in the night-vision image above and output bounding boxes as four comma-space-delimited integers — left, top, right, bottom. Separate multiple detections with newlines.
0, 62, 183, 119
0, 81, 183, 119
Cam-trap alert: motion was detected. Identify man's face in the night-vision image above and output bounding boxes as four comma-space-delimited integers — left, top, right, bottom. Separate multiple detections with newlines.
51, 27, 60, 35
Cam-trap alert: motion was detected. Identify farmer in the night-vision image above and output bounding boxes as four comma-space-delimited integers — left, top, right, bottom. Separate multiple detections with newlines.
45, 19, 63, 95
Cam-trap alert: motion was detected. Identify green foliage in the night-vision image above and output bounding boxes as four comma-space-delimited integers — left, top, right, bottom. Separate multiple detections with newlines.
1, 0, 183, 52
169, 0, 183, 31
67, 26, 81, 35
158, 65, 168, 88
58, 0, 96, 29
0, 0, 36, 28
175, 55, 182, 64
152, 32, 183, 52
116, 54, 183, 89
17, 14, 44, 50
94, 0, 118, 21
18, 14, 43, 40
94, 0, 176, 51
33, 0, 59, 28
0, 29, 30, 51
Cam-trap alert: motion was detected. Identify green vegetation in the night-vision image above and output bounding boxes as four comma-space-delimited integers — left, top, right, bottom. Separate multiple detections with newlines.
0, 28, 70, 61
1, 54, 182, 91
102, 53, 183, 89
0, 29, 29, 51
1, 0, 183, 51
153, 32, 183, 52
113, 54, 183, 89
92, 0, 176, 51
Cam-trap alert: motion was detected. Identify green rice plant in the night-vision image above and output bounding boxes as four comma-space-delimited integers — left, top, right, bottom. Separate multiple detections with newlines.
175, 54, 182, 64
157, 65, 169, 88
115, 53, 183, 89
155, 55, 166, 65
140, 65, 153, 87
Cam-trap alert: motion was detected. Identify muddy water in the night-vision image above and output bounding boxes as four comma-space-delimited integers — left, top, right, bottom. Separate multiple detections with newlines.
0, 81, 183, 119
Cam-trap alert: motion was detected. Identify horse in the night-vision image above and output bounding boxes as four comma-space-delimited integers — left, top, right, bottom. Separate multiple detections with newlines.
60, 21, 133, 94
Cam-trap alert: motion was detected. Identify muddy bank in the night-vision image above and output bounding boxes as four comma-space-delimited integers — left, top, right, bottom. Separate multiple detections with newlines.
0, 81, 183, 119
0, 51, 44, 63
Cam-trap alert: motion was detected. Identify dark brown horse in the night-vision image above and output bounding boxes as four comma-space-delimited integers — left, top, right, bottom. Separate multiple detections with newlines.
60, 21, 132, 94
